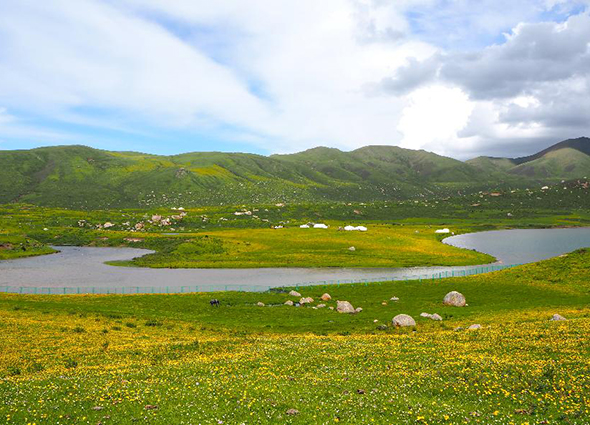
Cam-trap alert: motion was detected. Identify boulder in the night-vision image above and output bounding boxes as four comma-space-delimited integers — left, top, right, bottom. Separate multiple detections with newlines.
289, 290, 302, 297
317, 304, 326, 308
256, 302, 265, 307
286, 408, 299, 415
348, 246, 356, 251
420, 312, 431, 318
284, 300, 294, 306
443, 291, 466, 307
392, 314, 416, 327
550, 314, 567, 321
336, 300, 356, 314
355, 307, 363, 313
300, 297, 314, 305
468, 324, 481, 330
321, 293, 332, 301
390, 296, 399, 301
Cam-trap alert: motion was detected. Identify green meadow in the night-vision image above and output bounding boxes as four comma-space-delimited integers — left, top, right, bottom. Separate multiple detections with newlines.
1, 250, 589, 424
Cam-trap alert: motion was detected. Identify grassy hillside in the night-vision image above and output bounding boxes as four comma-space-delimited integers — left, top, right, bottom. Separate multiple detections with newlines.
0, 144, 510, 209
1, 249, 589, 423
468, 137, 590, 180
1, 138, 588, 208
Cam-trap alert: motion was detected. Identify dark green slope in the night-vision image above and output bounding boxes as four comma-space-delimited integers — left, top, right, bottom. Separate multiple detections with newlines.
467, 137, 590, 180
1, 139, 588, 208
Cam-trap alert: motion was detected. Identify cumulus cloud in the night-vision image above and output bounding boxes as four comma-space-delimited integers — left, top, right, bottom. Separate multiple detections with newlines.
380, 12, 590, 157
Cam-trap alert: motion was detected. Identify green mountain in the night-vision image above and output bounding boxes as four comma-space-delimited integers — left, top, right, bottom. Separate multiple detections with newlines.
467, 137, 590, 180
0, 138, 588, 208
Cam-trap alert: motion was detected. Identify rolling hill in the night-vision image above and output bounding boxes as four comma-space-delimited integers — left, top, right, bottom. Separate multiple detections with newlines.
467, 137, 590, 179
0, 138, 588, 208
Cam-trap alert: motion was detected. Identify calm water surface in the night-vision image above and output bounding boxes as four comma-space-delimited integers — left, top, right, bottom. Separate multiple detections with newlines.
444, 227, 590, 265
1, 228, 589, 292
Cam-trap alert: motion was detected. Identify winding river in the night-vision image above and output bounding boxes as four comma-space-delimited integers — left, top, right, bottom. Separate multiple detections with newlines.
1, 227, 589, 293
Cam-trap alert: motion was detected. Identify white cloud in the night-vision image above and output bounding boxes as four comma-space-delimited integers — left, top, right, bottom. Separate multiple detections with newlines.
397, 85, 474, 156
0, 0, 587, 158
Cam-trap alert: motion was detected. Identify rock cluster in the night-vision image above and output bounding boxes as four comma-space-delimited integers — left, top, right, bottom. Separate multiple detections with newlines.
420, 312, 442, 321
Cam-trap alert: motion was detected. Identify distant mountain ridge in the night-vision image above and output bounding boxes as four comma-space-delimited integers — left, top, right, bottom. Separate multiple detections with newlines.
467, 137, 590, 179
0, 137, 588, 208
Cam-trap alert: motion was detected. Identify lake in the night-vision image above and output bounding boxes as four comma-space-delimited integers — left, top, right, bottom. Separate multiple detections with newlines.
1, 227, 589, 293
443, 227, 590, 265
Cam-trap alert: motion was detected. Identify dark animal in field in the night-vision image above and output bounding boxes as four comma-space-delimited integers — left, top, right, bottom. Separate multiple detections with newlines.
210, 299, 220, 307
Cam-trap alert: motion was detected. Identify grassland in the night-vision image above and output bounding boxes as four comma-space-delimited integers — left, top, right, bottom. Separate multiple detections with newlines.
1, 249, 589, 424
1, 180, 590, 269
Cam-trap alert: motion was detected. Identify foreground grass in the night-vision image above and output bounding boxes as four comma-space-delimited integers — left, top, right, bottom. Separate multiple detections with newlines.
1, 250, 590, 424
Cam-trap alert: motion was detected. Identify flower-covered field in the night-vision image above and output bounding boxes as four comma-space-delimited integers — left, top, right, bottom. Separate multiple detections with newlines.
1, 250, 590, 424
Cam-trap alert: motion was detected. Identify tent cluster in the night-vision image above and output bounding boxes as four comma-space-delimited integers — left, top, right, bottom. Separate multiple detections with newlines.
300, 223, 329, 229
343, 225, 367, 232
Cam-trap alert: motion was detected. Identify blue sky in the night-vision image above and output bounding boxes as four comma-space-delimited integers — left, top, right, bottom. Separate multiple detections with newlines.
0, 0, 589, 159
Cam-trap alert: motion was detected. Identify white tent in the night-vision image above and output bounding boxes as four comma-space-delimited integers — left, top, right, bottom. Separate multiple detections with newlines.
313, 223, 328, 229
300, 224, 310, 228
344, 225, 356, 231
435, 228, 450, 234
356, 226, 367, 232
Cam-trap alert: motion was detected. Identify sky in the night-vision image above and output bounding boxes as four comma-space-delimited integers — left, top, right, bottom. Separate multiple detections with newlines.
0, 0, 589, 160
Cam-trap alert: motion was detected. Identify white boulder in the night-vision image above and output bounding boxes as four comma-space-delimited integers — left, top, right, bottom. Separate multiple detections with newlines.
443, 291, 466, 307
392, 314, 416, 327
336, 301, 356, 314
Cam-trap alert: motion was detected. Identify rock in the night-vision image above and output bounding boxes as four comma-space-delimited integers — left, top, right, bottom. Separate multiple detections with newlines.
288, 290, 301, 297
356, 389, 365, 394
92, 406, 104, 411
381, 301, 387, 306
300, 297, 314, 305
468, 324, 481, 330
348, 246, 356, 251
443, 291, 466, 307
328, 307, 334, 310
454, 327, 464, 331
377, 324, 388, 330
284, 300, 294, 306
321, 293, 332, 301
317, 304, 326, 308
550, 314, 567, 321
420, 312, 443, 321
336, 301, 356, 314
355, 307, 363, 313
390, 296, 399, 301
392, 314, 416, 327
256, 302, 265, 307
373, 319, 379, 323
144, 405, 159, 410
286, 408, 299, 415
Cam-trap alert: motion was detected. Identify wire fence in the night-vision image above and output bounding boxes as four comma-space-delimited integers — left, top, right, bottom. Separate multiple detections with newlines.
0, 263, 521, 295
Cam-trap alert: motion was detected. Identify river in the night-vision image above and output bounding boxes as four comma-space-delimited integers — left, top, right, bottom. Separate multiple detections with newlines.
1, 227, 589, 293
